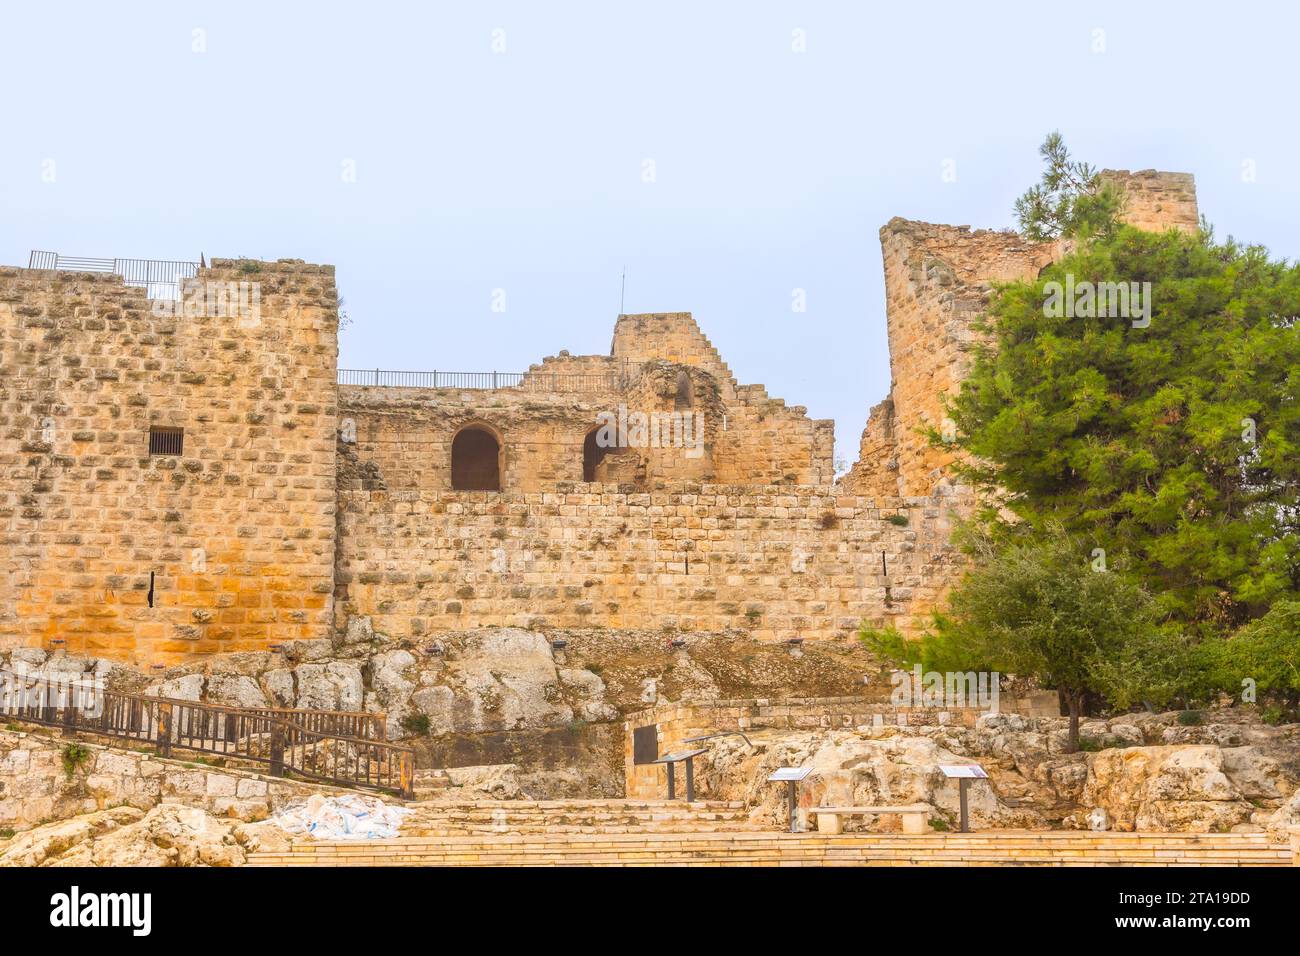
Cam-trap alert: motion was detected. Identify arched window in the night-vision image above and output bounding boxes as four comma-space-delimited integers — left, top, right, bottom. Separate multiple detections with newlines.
451, 425, 501, 491
674, 371, 694, 410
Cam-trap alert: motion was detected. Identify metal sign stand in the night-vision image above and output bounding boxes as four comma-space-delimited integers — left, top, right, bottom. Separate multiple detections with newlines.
652, 749, 707, 801
939, 764, 988, 833
767, 767, 814, 832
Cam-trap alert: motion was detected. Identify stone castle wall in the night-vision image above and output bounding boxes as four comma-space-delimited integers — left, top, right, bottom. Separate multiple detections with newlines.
0, 261, 339, 664
0, 167, 1199, 666
847, 169, 1199, 499
334, 485, 968, 645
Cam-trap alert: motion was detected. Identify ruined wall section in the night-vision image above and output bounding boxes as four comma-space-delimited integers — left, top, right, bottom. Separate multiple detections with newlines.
850, 168, 1198, 500
1102, 169, 1200, 234
341, 346, 832, 492
872, 222, 1056, 497
620, 363, 722, 484
340, 384, 618, 493
611, 312, 738, 399
838, 396, 899, 498
612, 312, 834, 486
0, 260, 338, 664
334, 485, 968, 644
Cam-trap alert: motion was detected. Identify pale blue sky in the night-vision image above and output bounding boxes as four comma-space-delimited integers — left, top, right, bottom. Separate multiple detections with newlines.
3, 1, 1297, 464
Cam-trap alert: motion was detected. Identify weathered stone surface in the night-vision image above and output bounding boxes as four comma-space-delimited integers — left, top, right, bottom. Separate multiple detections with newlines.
1072, 746, 1254, 832
145, 674, 204, 701
698, 729, 1046, 831
206, 674, 268, 709
0, 804, 290, 867
442, 764, 523, 800
294, 662, 364, 711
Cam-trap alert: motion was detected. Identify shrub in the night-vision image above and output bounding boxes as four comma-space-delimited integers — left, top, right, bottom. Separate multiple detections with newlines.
887, 513, 909, 527
399, 713, 431, 736
1177, 710, 1204, 726
1260, 705, 1289, 726
61, 743, 91, 779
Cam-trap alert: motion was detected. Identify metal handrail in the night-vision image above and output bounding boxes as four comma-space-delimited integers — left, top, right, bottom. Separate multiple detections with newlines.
27, 250, 198, 301
338, 362, 637, 392
684, 731, 754, 748
0, 671, 414, 799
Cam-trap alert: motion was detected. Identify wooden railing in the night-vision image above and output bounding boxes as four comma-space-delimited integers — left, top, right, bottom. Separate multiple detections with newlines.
239, 707, 385, 742
0, 671, 413, 799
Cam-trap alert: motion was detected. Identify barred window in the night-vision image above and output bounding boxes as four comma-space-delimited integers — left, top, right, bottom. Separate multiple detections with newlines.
148, 426, 184, 456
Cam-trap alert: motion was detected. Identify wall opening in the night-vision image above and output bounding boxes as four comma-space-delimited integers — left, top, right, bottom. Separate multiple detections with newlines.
451, 425, 501, 490
583, 427, 634, 482
583, 429, 607, 482
674, 371, 694, 410
148, 426, 184, 456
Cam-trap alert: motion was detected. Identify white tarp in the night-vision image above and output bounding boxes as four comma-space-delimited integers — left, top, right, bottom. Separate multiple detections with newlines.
274, 794, 411, 841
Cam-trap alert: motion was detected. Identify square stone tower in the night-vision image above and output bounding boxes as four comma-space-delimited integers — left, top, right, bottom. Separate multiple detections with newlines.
0, 259, 339, 664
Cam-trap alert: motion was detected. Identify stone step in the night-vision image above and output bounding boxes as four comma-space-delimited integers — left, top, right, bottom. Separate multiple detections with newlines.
248, 831, 1294, 867
400, 798, 753, 834
402, 799, 746, 809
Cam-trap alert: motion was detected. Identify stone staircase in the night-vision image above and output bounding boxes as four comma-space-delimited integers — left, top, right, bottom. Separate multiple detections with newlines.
399, 799, 754, 836
248, 829, 1295, 867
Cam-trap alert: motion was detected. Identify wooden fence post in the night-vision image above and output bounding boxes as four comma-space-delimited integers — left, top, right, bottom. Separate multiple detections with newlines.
157, 703, 172, 758
269, 722, 285, 777
400, 752, 414, 800
61, 690, 77, 737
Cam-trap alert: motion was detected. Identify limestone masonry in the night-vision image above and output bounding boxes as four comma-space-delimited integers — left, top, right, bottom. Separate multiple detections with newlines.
0, 170, 1198, 664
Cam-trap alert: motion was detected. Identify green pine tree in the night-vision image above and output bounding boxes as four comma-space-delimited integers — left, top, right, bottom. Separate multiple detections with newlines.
943, 225, 1300, 635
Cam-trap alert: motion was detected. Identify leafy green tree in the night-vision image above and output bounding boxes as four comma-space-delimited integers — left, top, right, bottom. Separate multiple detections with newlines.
862, 526, 1176, 751
1014, 131, 1128, 241
1197, 601, 1300, 710
944, 225, 1300, 635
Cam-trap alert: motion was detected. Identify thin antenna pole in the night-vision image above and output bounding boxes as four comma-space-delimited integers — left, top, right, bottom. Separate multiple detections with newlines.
620, 265, 626, 315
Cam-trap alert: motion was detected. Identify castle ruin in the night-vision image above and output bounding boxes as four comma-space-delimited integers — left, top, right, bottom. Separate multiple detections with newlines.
0, 170, 1199, 666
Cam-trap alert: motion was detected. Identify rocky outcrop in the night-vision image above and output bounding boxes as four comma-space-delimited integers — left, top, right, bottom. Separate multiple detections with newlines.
698, 728, 1048, 831
0, 804, 288, 867
2, 623, 872, 746
1070, 746, 1254, 832
688, 712, 1299, 834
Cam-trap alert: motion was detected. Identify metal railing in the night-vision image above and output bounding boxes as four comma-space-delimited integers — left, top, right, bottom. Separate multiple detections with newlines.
339, 364, 634, 393
0, 670, 414, 799
28, 250, 199, 301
